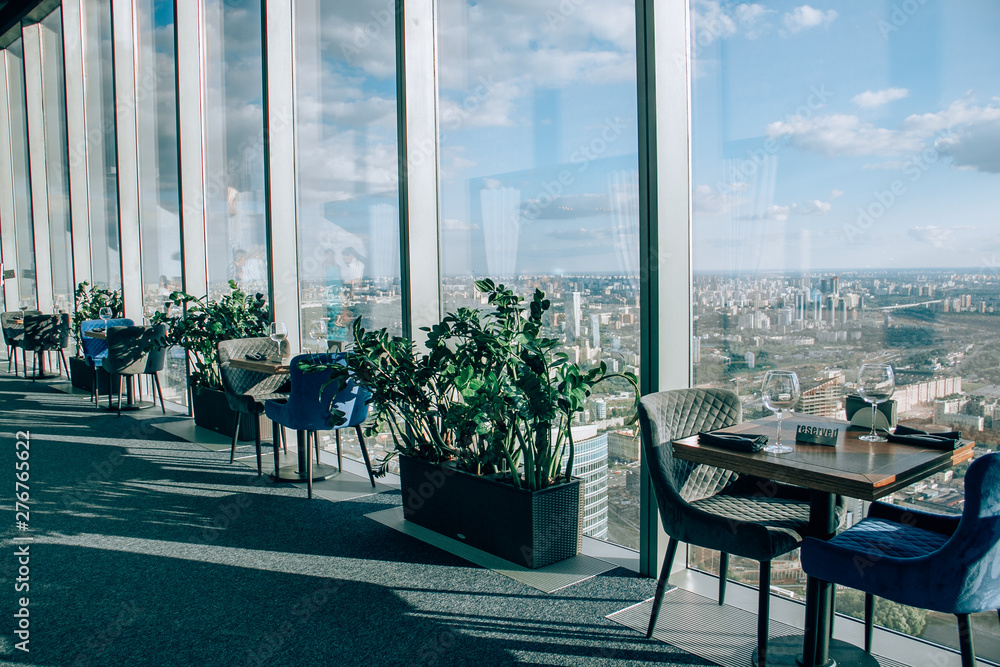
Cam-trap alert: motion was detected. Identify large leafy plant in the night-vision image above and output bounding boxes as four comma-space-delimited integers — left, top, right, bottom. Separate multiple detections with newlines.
152, 281, 270, 389
72, 281, 123, 356
303, 279, 638, 491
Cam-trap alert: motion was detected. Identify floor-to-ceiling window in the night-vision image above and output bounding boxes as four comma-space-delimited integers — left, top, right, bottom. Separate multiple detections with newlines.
689, 0, 1000, 656
203, 0, 266, 301
436, 0, 641, 548
6, 37, 37, 308
38, 8, 73, 311
292, 0, 402, 464
135, 0, 184, 403
80, 0, 120, 290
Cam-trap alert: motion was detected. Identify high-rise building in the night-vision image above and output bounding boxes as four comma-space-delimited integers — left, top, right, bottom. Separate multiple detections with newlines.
572, 291, 582, 339
568, 426, 609, 540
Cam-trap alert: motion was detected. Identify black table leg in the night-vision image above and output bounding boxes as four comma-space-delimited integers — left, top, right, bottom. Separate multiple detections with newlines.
272, 429, 339, 482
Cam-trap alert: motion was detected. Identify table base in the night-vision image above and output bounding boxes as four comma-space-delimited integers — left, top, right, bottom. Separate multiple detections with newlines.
31, 372, 62, 380
102, 400, 157, 412
753, 636, 879, 667
273, 462, 340, 483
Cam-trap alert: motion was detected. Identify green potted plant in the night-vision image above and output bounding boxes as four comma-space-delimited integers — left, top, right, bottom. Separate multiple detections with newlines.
153, 281, 270, 437
69, 281, 124, 393
303, 279, 638, 568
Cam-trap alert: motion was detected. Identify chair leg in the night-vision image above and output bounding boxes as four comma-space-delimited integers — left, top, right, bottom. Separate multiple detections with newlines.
314, 431, 321, 463
957, 614, 976, 667
272, 420, 281, 480
356, 425, 376, 488
335, 429, 343, 471
22, 349, 26, 378
230, 413, 241, 463
116, 376, 124, 416
719, 552, 729, 605
758, 562, 772, 667
305, 431, 313, 499
91, 366, 97, 403
646, 537, 679, 638
864, 593, 874, 653
153, 372, 166, 414
254, 415, 262, 476
31, 351, 36, 381
59, 350, 68, 378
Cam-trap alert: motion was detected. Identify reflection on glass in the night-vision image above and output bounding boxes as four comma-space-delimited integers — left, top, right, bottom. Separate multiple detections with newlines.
437, 0, 640, 548
136, 0, 185, 404
203, 0, 267, 299
5, 39, 37, 304
39, 10, 73, 307
292, 0, 402, 356
689, 0, 1000, 657
81, 0, 120, 289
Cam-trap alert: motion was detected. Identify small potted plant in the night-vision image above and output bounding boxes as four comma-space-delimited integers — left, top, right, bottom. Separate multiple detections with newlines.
69, 281, 123, 393
303, 279, 638, 568
153, 281, 270, 437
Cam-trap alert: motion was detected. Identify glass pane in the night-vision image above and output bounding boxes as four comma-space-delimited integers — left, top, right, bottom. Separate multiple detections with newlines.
39, 9, 73, 310
689, 0, 1000, 656
437, 0, 641, 548
136, 0, 186, 404
81, 0, 121, 290
203, 0, 267, 300
292, 0, 402, 466
6, 38, 36, 306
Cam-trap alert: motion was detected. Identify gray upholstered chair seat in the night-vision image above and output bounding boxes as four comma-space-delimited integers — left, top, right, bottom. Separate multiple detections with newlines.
218, 337, 284, 475
689, 494, 811, 562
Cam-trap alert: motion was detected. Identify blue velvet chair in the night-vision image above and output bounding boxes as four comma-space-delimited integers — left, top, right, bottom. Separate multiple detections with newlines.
801, 453, 1000, 667
81, 318, 133, 402
264, 353, 376, 498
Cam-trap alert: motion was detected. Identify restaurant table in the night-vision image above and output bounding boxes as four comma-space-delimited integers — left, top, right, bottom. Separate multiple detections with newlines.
82, 328, 155, 410
228, 356, 338, 483
673, 412, 975, 667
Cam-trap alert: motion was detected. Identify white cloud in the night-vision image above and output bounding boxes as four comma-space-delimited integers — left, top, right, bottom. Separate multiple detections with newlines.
852, 88, 909, 109
794, 199, 833, 215
831, 189, 844, 198
862, 161, 909, 170
782, 5, 838, 33
766, 114, 924, 156
908, 226, 958, 250
691, 1, 771, 45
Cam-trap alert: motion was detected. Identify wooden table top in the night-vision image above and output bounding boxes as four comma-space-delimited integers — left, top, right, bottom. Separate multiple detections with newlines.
673, 413, 975, 501
227, 357, 290, 375
83, 329, 106, 340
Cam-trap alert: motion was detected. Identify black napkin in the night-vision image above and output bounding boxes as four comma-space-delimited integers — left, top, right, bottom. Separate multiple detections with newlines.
698, 432, 767, 453
887, 424, 962, 450
245, 352, 268, 361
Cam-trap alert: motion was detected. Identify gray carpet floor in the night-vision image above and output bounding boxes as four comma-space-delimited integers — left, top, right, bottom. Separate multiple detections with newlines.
0, 373, 711, 667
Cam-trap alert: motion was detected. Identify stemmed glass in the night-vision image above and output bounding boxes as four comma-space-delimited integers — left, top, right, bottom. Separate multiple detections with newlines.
308, 319, 328, 351
18, 299, 29, 318
269, 321, 288, 361
98, 306, 112, 331
857, 363, 895, 442
761, 370, 800, 454
143, 305, 156, 324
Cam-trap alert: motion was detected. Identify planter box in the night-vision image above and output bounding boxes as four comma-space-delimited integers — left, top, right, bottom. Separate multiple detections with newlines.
69, 356, 110, 395
399, 455, 582, 569
191, 384, 271, 442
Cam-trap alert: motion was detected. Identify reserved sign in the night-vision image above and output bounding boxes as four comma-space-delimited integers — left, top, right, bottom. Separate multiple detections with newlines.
795, 424, 840, 446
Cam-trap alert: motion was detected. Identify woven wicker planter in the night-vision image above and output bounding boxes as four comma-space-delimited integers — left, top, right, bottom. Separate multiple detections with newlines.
399, 454, 583, 569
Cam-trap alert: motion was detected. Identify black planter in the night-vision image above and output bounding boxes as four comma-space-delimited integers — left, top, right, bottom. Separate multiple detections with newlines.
191, 385, 261, 441
399, 455, 582, 569
69, 356, 110, 394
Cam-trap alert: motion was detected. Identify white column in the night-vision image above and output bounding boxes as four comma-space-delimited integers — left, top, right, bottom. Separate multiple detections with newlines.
263, 0, 300, 350
397, 0, 441, 341
0, 49, 21, 311
111, 0, 143, 321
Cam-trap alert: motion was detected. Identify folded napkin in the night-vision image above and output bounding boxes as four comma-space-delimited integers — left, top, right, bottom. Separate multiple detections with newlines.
887, 424, 962, 450
245, 352, 269, 361
698, 432, 767, 453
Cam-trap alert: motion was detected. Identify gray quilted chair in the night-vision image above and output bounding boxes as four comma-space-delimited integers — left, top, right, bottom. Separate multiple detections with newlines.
1, 310, 41, 376
638, 388, 817, 667
105, 325, 154, 416
23, 313, 70, 380
218, 337, 290, 476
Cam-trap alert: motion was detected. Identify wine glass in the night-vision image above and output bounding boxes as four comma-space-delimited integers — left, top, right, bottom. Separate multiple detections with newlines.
761, 370, 800, 454
308, 319, 328, 350
18, 299, 29, 318
143, 305, 156, 324
98, 306, 112, 331
857, 363, 895, 442
269, 321, 288, 361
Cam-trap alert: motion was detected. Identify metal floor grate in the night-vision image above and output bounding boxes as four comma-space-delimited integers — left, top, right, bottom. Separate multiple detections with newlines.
607, 588, 909, 667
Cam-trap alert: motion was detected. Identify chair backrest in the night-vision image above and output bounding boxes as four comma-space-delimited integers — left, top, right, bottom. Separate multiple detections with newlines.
1, 310, 40, 345
218, 337, 279, 411
638, 389, 743, 535
280, 352, 370, 432
80, 318, 133, 361
104, 325, 151, 375
930, 453, 1000, 613
22, 314, 64, 352
143, 323, 168, 373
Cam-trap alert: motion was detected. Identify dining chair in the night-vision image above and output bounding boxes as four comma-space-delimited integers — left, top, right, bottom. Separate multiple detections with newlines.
264, 352, 376, 498
104, 325, 152, 416
23, 313, 70, 380
638, 388, 819, 667
800, 452, 1000, 667
142, 323, 168, 414
218, 337, 288, 476
2, 310, 40, 376
81, 318, 133, 402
